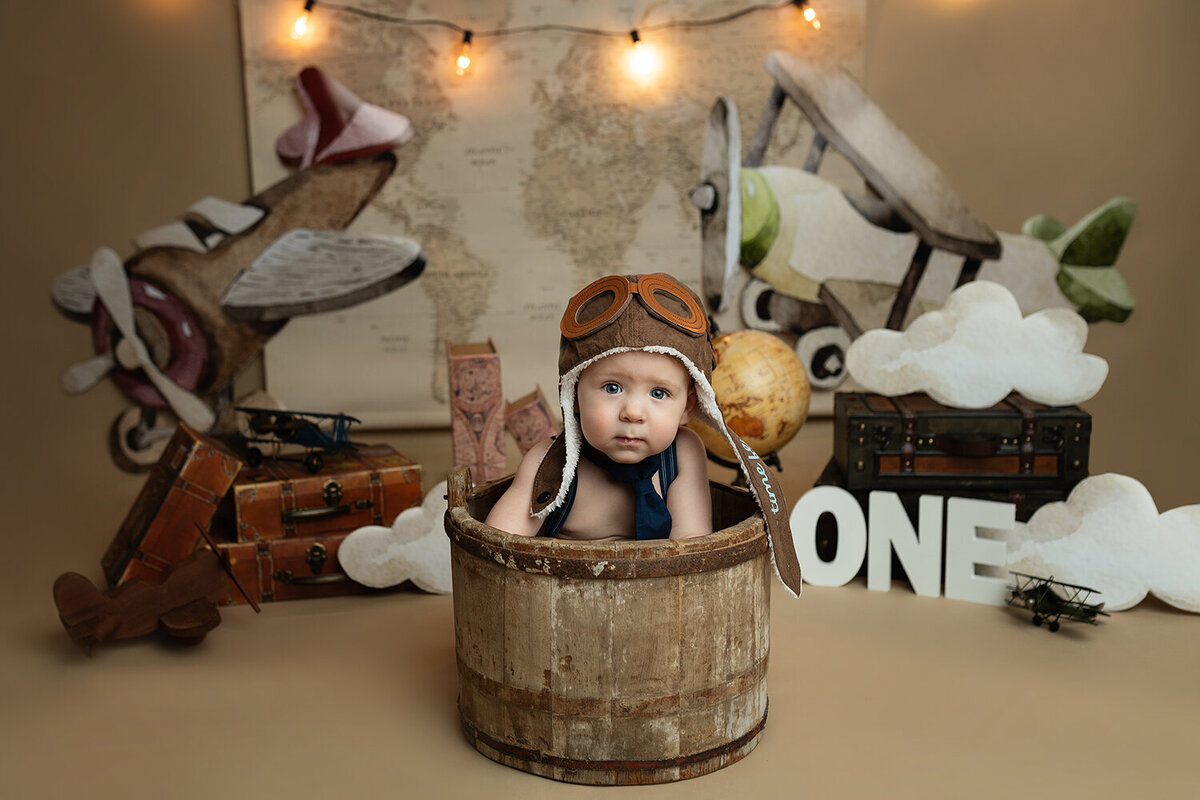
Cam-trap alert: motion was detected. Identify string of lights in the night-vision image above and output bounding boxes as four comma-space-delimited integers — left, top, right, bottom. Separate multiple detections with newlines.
290, 0, 823, 78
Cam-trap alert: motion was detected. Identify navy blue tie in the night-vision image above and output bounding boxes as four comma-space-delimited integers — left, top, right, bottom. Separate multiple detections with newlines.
581, 441, 671, 540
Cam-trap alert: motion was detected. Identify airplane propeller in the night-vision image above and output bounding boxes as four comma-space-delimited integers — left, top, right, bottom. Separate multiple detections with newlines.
60, 352, 116, 394
62, 247, 216, 431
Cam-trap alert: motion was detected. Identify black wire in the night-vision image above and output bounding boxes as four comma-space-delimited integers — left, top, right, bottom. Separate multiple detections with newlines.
315, 1, 801, 39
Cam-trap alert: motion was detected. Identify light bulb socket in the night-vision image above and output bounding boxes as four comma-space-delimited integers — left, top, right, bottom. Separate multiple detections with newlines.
630, 30, 641, 45
304, 0, 316, 11
462, 30, 473, 45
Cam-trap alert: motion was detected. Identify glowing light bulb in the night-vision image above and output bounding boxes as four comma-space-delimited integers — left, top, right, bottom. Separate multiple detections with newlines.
292, 1, 315, 40
456, 31, 473, 76
627, 31, 659, 82
798, 1, 821, 29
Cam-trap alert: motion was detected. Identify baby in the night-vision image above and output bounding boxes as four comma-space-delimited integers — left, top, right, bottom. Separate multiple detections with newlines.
485, 274, 803, 594
487, 345, 712, 540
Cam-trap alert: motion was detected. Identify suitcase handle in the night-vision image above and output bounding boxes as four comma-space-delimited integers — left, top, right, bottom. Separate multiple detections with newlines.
273, 570, 350, 586
931, 434, 1002, 457
282, 504, 350, 522
281, 498, 371, 523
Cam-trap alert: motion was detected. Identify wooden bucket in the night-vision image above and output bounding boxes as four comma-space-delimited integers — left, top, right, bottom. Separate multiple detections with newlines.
445, 466, 771, 785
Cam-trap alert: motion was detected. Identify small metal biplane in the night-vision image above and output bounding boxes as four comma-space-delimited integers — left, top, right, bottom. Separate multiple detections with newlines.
1006, 571, 1109, 632
233, 407, 362, 473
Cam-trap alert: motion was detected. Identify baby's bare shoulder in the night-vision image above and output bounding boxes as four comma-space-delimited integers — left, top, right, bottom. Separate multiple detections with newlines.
674, 426, 708, 466
483, 436, 555, 536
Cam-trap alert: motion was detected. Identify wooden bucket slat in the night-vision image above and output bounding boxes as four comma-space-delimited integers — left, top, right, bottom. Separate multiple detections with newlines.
446, 466, 771, 785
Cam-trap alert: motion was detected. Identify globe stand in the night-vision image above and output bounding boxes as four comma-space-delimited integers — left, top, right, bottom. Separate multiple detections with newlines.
706, 450, 783, 489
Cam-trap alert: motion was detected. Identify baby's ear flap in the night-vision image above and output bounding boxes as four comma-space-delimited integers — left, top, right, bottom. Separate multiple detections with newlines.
530, 434, 569, 516
726, 429, 802, 597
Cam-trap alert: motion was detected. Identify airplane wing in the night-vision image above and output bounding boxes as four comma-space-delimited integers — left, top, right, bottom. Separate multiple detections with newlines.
220, 229, 425, 322
159, 598, 221, 643
763, 51, 999, 260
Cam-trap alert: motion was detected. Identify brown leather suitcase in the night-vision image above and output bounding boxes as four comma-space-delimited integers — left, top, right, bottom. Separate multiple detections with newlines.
219, 444, 422, 542
216, 533, 363, 605
102, 424, 244, 588
833, 392, 1090, 493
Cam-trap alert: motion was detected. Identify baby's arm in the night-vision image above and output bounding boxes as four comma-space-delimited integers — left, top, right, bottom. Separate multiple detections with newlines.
666, 427, 713, 539
483, 437, 552, 537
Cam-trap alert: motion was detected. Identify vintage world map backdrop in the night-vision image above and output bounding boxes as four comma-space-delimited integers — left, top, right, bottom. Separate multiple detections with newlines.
239, 0, 865, 427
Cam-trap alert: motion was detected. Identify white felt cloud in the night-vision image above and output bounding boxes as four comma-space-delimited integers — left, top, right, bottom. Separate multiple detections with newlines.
985, 474, 1200, 612
337, 481, 451, 594
845, 281, 1108, 408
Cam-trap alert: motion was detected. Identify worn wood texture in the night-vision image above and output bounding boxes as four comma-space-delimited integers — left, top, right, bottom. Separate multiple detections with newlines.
127, 154, 397, 395
445, 467, 771, 785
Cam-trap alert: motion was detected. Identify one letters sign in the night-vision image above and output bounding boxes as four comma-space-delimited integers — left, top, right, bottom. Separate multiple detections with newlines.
789, 487, 1015, 606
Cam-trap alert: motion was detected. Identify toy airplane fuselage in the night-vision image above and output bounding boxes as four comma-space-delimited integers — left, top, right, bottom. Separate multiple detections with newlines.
52, 153, 424, 470
694, 53, 1135, 389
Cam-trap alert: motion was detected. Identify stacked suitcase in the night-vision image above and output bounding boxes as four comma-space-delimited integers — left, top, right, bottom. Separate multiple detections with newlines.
101, 425, 423, 606
816, 391, 1091, 563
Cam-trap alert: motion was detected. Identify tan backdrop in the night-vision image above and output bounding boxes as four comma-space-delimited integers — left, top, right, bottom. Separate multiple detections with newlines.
1, 2, 1196, 798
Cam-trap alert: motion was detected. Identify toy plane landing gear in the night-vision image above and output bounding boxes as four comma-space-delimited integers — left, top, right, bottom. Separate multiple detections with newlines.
1006, 571, 1109, 632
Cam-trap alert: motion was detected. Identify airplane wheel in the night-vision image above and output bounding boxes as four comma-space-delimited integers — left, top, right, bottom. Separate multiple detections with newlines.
304, 452, 324, 473
245, 446, 264, 468
740, 278, 784, 332
1048, 621, 1060, 632
795, 326, 851, 390
1032, 615, 1043, 626
108, 407, 173, 473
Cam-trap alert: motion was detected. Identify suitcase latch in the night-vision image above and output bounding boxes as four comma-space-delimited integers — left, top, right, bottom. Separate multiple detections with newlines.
1042, 425, 1065, 451
273, 542, 349, 586
305, 542, 328, 574
323, 480, 344, 506
872, 425, 892, 449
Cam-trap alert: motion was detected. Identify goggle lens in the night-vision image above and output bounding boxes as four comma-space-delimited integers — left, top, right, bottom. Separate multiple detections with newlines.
561, 274, 707, 340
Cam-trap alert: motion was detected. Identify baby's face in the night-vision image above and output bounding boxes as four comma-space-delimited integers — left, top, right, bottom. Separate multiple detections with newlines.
577, 350, 694, 464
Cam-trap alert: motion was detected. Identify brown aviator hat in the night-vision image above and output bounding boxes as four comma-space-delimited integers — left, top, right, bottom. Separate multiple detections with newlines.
530, 273, 802, 596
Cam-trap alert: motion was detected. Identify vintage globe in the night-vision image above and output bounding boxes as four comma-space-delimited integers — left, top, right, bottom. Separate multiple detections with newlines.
690, 329, 811, 461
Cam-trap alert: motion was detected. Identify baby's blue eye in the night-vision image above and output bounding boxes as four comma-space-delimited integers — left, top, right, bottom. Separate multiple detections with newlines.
650, 388, 669, 400
603, 382, 621, 394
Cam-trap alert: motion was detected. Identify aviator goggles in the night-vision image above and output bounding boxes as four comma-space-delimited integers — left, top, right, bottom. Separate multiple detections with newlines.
561, 274, 708, 340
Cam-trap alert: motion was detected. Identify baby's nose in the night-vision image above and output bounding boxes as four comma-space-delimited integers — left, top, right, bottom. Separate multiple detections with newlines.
620, 398, 645, 422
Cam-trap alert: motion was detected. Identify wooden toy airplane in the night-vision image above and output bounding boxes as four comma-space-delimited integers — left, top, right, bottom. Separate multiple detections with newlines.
693, 52, 1136, 390
51, 68, 424, 472
53, 524, 259, 654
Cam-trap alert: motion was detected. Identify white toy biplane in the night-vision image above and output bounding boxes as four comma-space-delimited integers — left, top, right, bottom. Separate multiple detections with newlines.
692, 52, 1136, 389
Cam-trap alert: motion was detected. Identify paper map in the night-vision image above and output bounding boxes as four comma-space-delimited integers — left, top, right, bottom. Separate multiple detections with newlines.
238, 0, 865, 427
